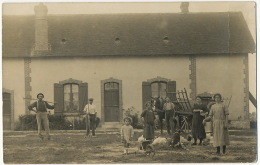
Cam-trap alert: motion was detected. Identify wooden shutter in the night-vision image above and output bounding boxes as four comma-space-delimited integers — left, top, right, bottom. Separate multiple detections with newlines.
54, 83, 64, 115
167, 81, 177, 101
142, 81, 151, 110
79, 83, 88, 113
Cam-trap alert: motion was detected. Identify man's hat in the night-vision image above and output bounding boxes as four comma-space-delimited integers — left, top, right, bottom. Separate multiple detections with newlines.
89, 98, 94, 101
37, 93, 44, 98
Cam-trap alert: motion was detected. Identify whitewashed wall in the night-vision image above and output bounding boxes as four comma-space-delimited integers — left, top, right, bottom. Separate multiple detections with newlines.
2, 58, 26, 120
29, 55, 191, 118
3, 54, 247, 122
196, 54, 246, 120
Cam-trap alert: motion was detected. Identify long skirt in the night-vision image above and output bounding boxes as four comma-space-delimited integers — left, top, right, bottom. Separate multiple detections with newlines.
143, 123, 154, 140
212, 120, 229, 147
191, 113, 206, 139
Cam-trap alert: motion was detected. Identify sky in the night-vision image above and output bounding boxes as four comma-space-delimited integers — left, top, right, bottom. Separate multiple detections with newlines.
1, 0, 257, 112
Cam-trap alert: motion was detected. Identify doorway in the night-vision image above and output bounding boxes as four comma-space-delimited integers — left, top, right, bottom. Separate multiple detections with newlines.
104, 82, 119, 122
3, 92, 12, 130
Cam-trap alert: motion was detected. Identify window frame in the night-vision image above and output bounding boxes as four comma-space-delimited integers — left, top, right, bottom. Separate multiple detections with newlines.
151, 81, 167, 98
63, 83, 80, 113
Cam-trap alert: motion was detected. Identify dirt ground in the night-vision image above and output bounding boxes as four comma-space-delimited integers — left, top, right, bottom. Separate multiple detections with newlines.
3, 128, 257, 164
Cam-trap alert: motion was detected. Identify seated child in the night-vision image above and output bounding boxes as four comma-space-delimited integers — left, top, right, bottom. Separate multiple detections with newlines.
120, 117, 134, 155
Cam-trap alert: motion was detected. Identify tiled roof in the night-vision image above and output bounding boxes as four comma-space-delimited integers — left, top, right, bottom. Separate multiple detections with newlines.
2, 12, 255, 57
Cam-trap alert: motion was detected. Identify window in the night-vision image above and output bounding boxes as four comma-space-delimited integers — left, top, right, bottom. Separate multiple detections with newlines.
142, 77, 176, 109
64, 83, 79, 112
105, 82, 119, 90
54, 78, 88, 115
151, 82, 167, 98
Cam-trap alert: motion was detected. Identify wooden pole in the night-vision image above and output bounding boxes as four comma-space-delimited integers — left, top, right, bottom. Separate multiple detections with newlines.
184, 88, 192, 111
181, 90, 189, 111
177, 90, 185, 111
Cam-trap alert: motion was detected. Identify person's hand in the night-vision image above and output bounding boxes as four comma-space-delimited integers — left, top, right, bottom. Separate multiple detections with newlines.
202, 119, 206, 125
129, 137, 132, 141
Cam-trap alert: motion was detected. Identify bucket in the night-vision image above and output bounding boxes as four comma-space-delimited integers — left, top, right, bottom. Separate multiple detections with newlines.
205, 121, 213, 133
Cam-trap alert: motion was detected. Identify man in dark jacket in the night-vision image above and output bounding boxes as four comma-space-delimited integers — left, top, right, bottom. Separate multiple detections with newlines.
28, 93, 55, 140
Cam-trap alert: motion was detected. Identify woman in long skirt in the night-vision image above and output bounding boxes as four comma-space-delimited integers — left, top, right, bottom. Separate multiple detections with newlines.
141, 101, 156, 140
203, 93, 229, 154
191, 96, 208, 145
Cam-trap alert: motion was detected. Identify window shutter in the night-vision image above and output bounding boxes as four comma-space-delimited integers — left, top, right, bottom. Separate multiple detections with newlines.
142, 81, 151, 110
79, 83, 88, 113
54, 83, 64, 115
167, 81, 177, 101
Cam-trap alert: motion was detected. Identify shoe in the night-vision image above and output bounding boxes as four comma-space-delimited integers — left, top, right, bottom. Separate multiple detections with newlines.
191, 143, 197, 146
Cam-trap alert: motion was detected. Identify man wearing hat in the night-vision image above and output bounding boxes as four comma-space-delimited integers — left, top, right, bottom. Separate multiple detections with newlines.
83, 98, 97, 137
28, 93, 55, 140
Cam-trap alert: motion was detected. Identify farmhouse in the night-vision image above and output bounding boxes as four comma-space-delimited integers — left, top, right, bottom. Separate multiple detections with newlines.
2, 3, 255, 130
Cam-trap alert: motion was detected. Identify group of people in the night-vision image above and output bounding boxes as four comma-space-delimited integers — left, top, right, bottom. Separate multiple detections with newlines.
28, 92, 230, 155
28, 94, 97, 140
191, 94, 229, 154
138, 93, 229, 155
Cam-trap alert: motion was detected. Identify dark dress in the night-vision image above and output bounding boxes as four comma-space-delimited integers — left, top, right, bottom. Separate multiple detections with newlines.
191, 103, 208, 139
141, 109, 155, 140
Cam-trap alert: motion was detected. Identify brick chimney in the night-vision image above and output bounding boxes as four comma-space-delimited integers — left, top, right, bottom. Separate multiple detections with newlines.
34, 3, 49, 51
180, 2, 189, 13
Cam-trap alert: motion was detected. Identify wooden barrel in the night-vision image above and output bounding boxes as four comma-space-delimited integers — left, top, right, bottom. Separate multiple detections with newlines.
204, 121, 213, 133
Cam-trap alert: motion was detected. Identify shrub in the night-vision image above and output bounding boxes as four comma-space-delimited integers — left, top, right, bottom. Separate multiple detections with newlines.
123, 106, 142, 129
48, 115, 71, 130
15, 114, 37, 131
14, 114, 101, 130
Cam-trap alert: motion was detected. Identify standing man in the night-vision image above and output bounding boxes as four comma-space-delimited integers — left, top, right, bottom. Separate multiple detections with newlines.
28, 93, 55, 140
163, 97, 175, 135
84, 98, 97, 137
155, 96, 165, 134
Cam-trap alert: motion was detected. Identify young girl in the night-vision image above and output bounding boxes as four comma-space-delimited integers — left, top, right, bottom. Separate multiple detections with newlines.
203, 93, 229, 154
141, 101, 156, 141
120, 117, 134, 155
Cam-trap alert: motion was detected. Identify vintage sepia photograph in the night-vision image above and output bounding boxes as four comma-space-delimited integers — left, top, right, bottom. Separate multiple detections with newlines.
2, 0, 257, 164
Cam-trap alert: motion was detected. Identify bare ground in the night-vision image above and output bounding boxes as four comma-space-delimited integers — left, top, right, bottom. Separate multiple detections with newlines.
3, 128, 257, 164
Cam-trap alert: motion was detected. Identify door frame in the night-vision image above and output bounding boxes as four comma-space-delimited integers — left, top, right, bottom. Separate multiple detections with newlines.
101, 77, 122, 123
3, 88, 14, 130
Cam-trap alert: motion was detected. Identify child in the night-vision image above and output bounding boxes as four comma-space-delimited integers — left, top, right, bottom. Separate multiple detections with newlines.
141, 101, 156, 141
121, 117, 134, 155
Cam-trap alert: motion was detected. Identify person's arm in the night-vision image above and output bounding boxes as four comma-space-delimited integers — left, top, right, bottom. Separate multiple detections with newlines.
94, 105, 97, 115
171, 103, 175, 110
224, 105, 229, 128
141, 110, 146, 125
83, 104, 88, 113
163, 103, 166, 111
28, 102, 37, 112
120, 126, 124, 142
45, 102, 55, 109
130, 126, 134, 141
203, 108, 213, 124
